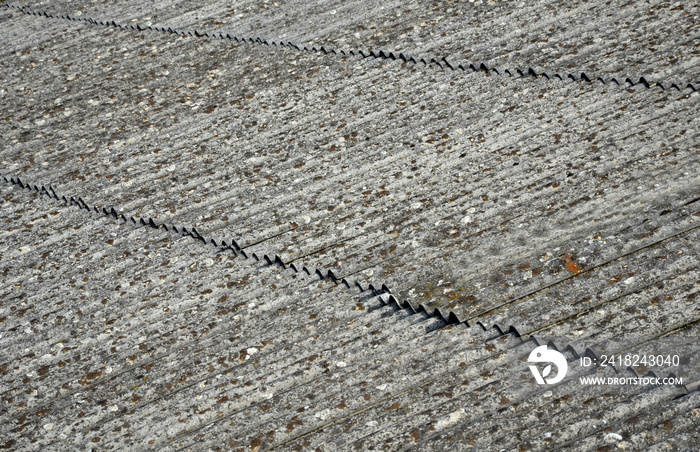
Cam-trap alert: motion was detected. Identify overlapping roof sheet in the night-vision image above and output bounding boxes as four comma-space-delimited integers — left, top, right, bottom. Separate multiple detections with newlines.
1, 1, 699, 450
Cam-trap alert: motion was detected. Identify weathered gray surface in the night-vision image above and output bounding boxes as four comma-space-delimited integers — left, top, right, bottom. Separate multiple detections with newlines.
9, 0, 700, 85
1, 1, 699, 451
2, 6, 698, 321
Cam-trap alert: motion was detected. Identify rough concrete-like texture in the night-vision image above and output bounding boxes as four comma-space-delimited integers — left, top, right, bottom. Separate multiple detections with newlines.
1, 1, 699, 451
10, 0, 700, 85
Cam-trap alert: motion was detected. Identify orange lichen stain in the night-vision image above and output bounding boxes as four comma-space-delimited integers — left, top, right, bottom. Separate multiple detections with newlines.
566, 262, 581, 274
563, 254, 581, 274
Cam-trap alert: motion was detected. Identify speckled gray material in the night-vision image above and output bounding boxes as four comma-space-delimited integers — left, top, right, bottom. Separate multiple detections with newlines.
8, 0, 700, 85
1, 1, 699, 451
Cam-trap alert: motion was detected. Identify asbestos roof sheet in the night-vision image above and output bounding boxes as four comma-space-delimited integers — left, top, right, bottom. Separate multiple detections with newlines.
1, 0, 699, 450
12, 0, 700, 85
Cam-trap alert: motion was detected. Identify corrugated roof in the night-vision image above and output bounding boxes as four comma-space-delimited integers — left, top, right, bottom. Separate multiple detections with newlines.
11, 0, 700, 85
1, 1, 699, 450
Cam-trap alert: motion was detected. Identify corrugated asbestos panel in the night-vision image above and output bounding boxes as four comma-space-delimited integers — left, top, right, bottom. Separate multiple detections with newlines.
1, 6, 698, 322
1, 1, 699, 451
1, 179, 698, 450
10, 0, 700, 84
0, 183, 395, 449
0, 185, 510, 450
186, 329, 696, 451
